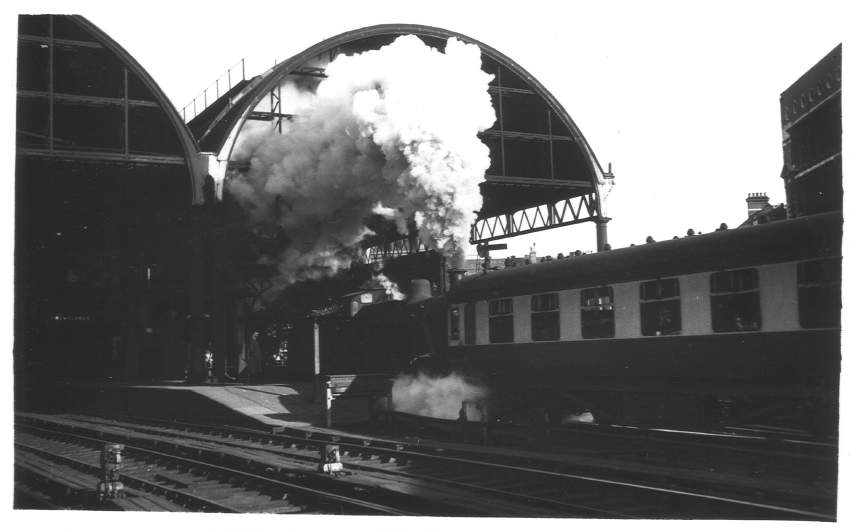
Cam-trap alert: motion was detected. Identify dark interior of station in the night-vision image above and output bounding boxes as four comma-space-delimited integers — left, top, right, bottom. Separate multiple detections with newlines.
16, 15, 198, 383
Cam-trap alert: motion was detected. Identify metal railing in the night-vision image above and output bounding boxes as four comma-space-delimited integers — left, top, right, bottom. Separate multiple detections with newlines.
365, 237, 429, 263
180, 58, 246, 122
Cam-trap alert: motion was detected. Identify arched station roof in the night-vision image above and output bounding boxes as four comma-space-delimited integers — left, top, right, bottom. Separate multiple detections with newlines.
16, 15, 206, 374
192, 24, 607, 220
17, 15, 205, 204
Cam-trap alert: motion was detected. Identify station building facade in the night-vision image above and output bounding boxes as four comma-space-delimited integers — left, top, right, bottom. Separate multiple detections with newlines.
780, 45, 842, 217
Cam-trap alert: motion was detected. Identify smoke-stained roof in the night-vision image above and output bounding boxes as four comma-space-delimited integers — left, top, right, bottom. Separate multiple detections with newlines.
192, 24, 606, 219
18, 15, 204, 204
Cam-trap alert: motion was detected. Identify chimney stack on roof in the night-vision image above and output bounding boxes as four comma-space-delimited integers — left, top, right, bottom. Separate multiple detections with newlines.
746, 193, 770, 218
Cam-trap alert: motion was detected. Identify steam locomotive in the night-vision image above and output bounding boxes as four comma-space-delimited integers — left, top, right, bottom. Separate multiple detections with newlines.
322, 210, 841, 435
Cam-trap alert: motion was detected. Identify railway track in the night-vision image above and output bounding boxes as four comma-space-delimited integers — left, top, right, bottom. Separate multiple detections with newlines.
15, 414, 557, 516
15, 426, 411, 514
383, 410, 838, 490
14, 413, 836, 519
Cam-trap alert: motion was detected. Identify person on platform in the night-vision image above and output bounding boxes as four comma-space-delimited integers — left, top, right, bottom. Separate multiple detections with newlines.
246, 331, 263, 384
481, 255, 492, 273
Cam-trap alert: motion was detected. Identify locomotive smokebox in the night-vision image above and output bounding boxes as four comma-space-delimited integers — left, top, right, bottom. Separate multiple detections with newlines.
409, 278, 432, 302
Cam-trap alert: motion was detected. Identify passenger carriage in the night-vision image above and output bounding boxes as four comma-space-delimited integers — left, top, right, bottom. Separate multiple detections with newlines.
445, 211, 841, 432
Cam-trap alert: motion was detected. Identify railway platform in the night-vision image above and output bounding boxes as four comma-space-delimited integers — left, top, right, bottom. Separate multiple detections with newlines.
15, 377, 372, 430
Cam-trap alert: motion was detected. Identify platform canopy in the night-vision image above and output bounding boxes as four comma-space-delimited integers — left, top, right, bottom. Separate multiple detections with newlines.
190, 24, 610, 247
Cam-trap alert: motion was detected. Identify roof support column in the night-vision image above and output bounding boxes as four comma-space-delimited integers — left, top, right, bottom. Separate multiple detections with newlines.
210, 220, 229, 383
187, 205, 209, 383
497, 65, 506, 176
48, 15, 54, 152
547, 110, 554, 179
123, 67, 129, 154
595, 217, 610, 252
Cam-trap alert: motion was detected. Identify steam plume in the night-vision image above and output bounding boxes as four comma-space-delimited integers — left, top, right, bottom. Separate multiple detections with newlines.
374, 273, 406, 301
391, 372, 489, 420
228, 35, 495, 287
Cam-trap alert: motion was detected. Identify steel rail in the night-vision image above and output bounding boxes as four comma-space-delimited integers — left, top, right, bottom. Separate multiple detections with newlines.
15, 459, 115, 510
52, 416, 623, 517
387, 410, 837, 457
334, 436, 835, 520
16, 416, 546, 516
16, 444, 238, 512
59, 414, 834, 506
32, 413, 836, 515
15, 423, 412, 515
18, 413, 833, 519
57, 410, 837, 458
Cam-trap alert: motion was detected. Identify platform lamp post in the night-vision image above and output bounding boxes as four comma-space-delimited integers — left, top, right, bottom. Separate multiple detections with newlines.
187, 207, 207, 383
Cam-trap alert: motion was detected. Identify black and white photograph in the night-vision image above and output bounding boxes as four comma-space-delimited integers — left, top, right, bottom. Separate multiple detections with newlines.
6, 0, 846, 526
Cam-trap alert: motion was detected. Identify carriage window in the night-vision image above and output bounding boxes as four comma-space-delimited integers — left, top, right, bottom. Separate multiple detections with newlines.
488, 298, 514, 343
464, 302, 476, 345
710, 269, 761, 332
449, 307, 460, 340
580, 287, 615, 338
531, 293, 560, 341
640, 278, 681, 336
798, 258, 841, 328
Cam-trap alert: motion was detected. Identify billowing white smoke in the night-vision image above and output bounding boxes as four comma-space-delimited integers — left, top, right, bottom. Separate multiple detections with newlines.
391, 372, 489, 420
374, 273, 406, 301
228, 35, 495, 286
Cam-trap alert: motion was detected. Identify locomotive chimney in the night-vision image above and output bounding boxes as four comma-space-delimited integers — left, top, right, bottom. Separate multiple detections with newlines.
746, 193, 770, 218
409, 279, 432, 303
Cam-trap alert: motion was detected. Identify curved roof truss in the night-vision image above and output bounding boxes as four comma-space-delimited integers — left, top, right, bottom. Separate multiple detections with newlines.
194, 24, 610, 242
71, 16, 206, 203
